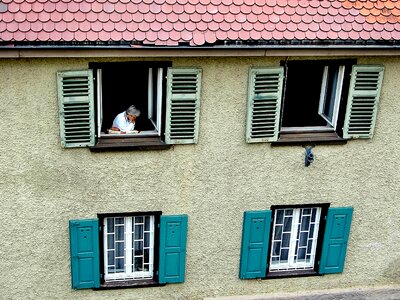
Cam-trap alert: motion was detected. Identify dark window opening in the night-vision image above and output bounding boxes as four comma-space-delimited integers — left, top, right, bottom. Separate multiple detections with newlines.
280, 60, 355, 134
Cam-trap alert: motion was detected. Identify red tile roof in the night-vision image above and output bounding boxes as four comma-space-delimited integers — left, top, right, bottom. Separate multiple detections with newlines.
0, 0, 400, 47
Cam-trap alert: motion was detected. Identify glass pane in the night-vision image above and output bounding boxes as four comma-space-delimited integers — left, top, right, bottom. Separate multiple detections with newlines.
306, 255, 311, 263
311, 208, 317, 222
108, 266, 115, 274
135, 224, 143, 240
275, 210, 284, 225
134, 257, 143, 271
282, 232, 290, 248
298, 247, 306, 260
106, 218, 114, 233
307, 241, 313, 254
107, 235, 115, 250
143, 264, 150, 272
301, 216, 310, 231
283, 216, 292, 232
115, 217, 124, 225
285, 209, 293, 216
271, 256, 279, 263
144, 232, 150, 247
280, 249, 289, 261
116, 226, 124, 241
323, 66, 339, 121
144, 249, 150, 264
134, 241, 143, 255
108, 250, 115, 266
303, 208, 311, 215
273, 241, 281, 256
135, 216, 144, 224
299, 232, 308, 247
116, 258, 124, 272
274, 225, 283, 240
116, 242, 124, 257
309, 224, 315, 238
144, 216, 150, 231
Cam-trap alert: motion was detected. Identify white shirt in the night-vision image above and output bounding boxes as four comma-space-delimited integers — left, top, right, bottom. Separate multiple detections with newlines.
112, 111, 135, 132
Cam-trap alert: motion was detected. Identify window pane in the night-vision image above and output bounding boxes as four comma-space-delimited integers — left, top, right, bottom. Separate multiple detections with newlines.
144, 232, 150, 247
301, 216, 310, 231
116, 242, 124, 257
144, 216, 151, 231
107, 235, 115, 250
115, 217, 124, 225
283, 216, 292, 232
299, 232, 308, 247
143, 264, 150, 272
298, 247, 306, 260
116, 258, 124, 273
274, 225, 283, 240
135, 216, 144, 223
134, 241, 143, 255
282, 232, 290, 248
144, 249, 150, 264
107, 218, 114, 233
116, 226, 124, 241
108, 251, 115, 266
280, 249, 289, 261
135, 224, 143, 240
323, 66, 339, 121
276, 210, 284, 224
134, 257, 143, 271
273, 241, 281, 256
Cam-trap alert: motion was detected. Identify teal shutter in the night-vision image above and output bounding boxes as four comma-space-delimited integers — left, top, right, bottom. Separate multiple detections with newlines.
57, 70, 95, 148
239, 210, 271, 279
165, 68, 202, 145
343, 65, 384, 139
159, 214, 188, 284
69, 219, 100, 289
319, 207, 353, 274
246, 67, 284, 143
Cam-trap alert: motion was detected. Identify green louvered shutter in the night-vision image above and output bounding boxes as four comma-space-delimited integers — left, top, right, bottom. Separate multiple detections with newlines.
159, 214, 188, 284
343, 65, 384, 139
57, 70, 95, 148
165, 68, 202, 144
246, 67, 284, 143
319, 207, 353, 274
239, 210, 271, 279
69, 219, 100, 289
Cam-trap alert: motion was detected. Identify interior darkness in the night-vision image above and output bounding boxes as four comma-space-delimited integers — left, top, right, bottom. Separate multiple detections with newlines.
281, 61, 328, 128
101, 66, 155, 133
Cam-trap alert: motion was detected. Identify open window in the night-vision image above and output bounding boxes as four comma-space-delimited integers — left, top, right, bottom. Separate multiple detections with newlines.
246, 61, 384, 143
57, 64, 202, 149
94, 62, 169, 139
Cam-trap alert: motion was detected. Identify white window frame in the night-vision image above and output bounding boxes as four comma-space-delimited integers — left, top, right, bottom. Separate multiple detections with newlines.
318, 65, 345, 130
96, 67, 164, 138
269, 207, 321, 272
103, 215, 155, 281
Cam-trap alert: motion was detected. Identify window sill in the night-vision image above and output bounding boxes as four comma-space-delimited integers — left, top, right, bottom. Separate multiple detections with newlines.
96, 279, 165, 290
272, 132, 347, 146
266, 269, 319, 279
89, 137, 171, 152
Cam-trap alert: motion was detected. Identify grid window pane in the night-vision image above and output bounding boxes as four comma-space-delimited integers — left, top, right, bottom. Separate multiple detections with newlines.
104, 215, 155, 281
270, 207, 321, 271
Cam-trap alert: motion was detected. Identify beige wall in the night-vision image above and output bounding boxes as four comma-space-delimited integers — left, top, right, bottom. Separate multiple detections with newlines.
0, 55, 399, 299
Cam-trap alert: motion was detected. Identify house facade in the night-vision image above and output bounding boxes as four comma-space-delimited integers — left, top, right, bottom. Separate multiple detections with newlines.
1, 0, 400, 299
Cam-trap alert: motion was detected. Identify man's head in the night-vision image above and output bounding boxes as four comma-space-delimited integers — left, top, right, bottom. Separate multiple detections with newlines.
126, 105, 141, 122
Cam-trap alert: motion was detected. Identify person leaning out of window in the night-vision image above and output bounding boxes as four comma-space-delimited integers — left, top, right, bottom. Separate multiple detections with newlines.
110, 105, 141, 133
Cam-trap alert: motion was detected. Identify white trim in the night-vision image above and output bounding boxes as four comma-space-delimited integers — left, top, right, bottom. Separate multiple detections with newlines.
96, 69, 103, 138
318, 65, 345, 130
280, 126, 334, 133
148, 68, 153, 120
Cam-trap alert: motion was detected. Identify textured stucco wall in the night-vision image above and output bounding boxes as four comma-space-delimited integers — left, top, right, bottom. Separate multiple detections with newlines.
0, 55, 399, 300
